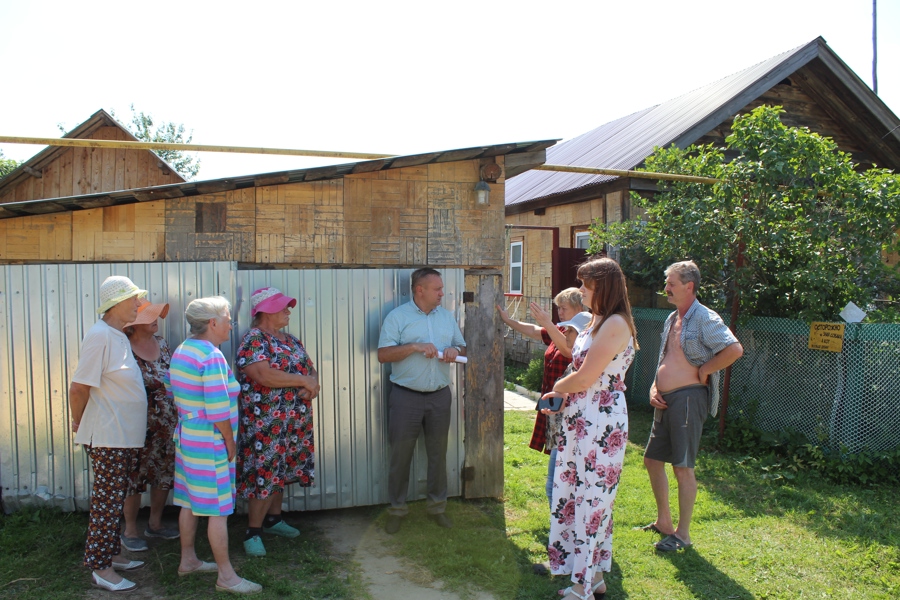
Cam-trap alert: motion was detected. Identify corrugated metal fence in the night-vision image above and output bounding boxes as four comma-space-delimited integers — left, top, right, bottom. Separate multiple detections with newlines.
0, 262, 465, 513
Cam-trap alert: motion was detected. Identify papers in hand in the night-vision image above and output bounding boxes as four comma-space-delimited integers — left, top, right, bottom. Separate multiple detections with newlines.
436, 351, 468, 364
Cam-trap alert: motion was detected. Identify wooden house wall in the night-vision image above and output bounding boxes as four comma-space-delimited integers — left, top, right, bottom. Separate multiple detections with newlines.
503, 191, 615, 316
694, 75, 878, 169
0, 126, 184, 205
0, 158, 505, 270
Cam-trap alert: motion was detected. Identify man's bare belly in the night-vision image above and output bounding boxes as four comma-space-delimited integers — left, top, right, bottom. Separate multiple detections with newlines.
656, 361, 702, 393
656, 324, 701, 392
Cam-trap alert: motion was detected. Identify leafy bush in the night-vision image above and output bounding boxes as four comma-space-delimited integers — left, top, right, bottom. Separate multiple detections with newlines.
721, 416, 900, 486
504, 354, 544, 393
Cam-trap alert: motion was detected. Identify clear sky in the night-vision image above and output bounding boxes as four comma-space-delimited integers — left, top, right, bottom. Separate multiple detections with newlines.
1, 0, 897, 181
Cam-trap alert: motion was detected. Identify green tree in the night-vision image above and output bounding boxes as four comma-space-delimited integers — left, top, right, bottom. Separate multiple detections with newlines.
591, 106, 900, 322
0, 150, 18, 179
111, 105, 200, 180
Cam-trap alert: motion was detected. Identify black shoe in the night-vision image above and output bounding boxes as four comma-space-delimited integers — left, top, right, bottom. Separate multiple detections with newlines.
532, 561, 550, 576
385, 515, 402, 534
428, 513, 453, 529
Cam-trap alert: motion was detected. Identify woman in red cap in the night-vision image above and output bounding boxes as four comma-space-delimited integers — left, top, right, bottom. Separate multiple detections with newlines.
234, 287, 320, 557
120, 299, 180, 552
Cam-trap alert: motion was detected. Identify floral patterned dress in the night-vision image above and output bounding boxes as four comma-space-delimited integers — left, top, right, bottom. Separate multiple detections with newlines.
548, 328, 635, 587
131, 336, 176, 492
235, 328, 316, 499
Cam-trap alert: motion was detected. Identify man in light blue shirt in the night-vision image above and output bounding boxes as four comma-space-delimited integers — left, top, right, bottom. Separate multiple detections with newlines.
378, 268, 466, 534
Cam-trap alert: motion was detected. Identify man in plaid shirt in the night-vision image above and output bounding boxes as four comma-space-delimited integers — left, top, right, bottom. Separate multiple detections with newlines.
641, 261, 743, 552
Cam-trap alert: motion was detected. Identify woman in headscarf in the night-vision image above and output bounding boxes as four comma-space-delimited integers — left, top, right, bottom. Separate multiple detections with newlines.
69, 275, 148, 593
235, 287, 320, 557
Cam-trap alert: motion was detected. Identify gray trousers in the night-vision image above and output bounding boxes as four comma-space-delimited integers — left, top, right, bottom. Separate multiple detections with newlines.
387, 384, 452, 516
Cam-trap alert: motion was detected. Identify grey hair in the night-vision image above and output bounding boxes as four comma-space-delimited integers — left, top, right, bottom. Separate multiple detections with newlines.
665, 260, 701, 294
554, 287, 583, 310
185, 296, 231, 335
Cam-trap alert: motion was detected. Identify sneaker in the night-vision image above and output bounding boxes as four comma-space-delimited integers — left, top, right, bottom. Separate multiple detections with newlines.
384, 515, 402, 534
263, 520, 299, 538
120, 535, 148, 552
144, 525, 180, 539
427, 513, 453, 529
243, 535, 266, 557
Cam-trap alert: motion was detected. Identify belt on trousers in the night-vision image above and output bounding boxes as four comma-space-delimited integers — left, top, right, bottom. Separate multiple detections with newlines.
392, 383, 448, 395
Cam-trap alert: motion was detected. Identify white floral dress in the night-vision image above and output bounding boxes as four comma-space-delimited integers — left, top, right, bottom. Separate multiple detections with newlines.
548, 328, 635, 587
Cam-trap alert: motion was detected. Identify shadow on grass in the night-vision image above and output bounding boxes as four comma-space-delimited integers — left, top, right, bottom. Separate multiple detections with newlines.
376, 498, 547, 599
655, 547, 753, 600
0, 505, 366, 600
626, 405, 900, 553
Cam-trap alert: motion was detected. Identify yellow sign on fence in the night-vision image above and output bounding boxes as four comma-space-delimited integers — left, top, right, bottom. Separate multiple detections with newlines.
808, 322, 845, 352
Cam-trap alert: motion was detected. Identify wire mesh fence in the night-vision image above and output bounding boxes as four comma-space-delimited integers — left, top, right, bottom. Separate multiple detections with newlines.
630, 308, 900, 454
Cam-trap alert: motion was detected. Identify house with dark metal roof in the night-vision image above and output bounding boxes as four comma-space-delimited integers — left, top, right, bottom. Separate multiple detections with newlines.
502, 37, 900, 362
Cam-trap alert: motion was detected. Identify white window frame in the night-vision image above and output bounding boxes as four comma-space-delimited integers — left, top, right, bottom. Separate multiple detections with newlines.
574, 231, 591, 249
509, 241, 523, 294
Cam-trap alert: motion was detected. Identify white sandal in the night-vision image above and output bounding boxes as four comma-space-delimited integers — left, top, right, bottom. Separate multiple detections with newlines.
557, 586, 591, 600
558, 579, 606, 600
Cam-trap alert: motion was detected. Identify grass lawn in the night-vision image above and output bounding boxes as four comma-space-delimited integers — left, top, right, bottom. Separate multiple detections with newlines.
0, 507, 367, 599
381, 408, 900, 599
2, 409, 897, 599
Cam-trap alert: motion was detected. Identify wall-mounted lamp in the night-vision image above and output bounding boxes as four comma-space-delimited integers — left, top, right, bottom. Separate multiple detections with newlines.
475, 180, 491, 205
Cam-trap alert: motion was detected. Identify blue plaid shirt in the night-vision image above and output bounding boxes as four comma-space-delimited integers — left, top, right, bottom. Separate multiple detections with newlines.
656, 299, 738, 417
378, 301, 466, 392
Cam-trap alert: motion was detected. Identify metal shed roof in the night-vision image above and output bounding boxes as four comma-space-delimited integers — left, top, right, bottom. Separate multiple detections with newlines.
0, 139, 554, 220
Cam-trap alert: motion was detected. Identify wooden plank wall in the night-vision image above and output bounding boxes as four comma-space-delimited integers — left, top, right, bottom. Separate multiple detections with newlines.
0, 157, 507, 271
0, 126, 184, 205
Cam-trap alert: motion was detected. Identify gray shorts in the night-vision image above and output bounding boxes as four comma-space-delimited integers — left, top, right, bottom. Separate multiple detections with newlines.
644, 384, 709, 468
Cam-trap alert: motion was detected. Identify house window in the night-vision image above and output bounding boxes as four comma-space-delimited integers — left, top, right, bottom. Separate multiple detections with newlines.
574, 231, 591, 249
509, 241, 523, 294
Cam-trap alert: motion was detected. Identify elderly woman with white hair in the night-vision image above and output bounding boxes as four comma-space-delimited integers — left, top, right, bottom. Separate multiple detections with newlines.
69, 275, 149, 593
169, 296, 261, 595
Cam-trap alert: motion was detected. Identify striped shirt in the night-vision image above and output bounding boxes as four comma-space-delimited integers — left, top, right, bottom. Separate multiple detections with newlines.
168, 338, 240, 516
378, 301, 466, 392
656, 299, 739, 417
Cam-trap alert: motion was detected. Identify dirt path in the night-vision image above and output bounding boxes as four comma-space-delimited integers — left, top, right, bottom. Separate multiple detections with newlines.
309, 508, 496, 600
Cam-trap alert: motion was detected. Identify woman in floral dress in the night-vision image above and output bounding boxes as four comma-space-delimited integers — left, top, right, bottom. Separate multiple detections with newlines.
235, 287, 320, 558
121, 299, 180, 550
540, 258, 639, 600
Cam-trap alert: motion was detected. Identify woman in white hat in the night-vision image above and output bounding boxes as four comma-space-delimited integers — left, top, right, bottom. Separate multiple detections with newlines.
120, 299, 180, 551
68, 275, 149, 593
234, 287, 320, 558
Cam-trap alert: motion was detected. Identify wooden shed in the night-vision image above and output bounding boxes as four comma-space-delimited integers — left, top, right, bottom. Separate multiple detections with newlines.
0, 117, 553, 511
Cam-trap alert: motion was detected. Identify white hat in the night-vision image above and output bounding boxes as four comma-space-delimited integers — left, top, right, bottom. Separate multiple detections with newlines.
558, 311, 592, 333
96, 276, 147, 314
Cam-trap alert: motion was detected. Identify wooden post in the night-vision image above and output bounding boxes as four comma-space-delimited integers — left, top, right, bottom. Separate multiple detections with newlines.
462, 270, 505, 499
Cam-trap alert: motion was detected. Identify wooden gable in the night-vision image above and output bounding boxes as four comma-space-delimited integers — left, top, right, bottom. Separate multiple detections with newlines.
0, 110, 185, 205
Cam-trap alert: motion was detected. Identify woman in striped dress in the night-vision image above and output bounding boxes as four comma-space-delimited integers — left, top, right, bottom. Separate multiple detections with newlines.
168, 296, 261, 595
